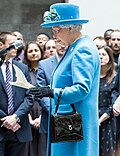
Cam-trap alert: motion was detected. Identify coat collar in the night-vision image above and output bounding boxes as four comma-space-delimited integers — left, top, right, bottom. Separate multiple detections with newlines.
50, 46, 69, 87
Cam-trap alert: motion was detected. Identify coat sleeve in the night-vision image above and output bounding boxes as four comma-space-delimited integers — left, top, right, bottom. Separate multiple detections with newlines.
13, 65, 33, 119
36, 62, 47, 87
54, 47, 96, 104
0, 110, 7, 118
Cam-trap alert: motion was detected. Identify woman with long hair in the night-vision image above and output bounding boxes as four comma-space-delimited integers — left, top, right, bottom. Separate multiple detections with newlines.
23, 41, 45, 156
98, 46, 116, 156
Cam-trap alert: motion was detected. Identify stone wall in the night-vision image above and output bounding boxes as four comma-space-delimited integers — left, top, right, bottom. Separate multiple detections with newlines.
0, 0, 65, 43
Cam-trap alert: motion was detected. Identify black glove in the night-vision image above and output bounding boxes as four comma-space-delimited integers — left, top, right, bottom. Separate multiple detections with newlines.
26, 86, 54, 99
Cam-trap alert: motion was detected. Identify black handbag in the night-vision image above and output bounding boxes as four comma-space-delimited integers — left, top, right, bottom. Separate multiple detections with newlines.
50, 90, 83, 143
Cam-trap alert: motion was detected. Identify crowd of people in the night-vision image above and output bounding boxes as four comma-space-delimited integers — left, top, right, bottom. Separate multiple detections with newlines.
0, 2, 120, 156
0, 30, 67, 156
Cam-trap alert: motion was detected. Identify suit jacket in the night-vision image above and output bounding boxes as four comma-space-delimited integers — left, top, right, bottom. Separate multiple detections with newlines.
111, 66, 120, 132
36, 55, 58, 133
0, 60, 33, 142
37, 55, 58, 86
111, 66, 120, 102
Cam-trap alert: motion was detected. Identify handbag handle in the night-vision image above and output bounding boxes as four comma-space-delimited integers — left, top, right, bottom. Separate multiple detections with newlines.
54, 89, 77, 115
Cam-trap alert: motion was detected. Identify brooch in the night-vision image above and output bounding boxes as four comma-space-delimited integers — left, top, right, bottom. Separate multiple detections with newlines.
70, 47, 74, 52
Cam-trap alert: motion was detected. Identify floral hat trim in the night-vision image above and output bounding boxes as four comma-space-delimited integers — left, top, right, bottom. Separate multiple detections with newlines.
43, 8, 60, 23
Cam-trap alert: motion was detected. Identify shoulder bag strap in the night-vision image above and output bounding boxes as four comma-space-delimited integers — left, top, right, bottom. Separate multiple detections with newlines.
71, 104, 77, 113
54, 89, 77, 114
54, 89, 63, 115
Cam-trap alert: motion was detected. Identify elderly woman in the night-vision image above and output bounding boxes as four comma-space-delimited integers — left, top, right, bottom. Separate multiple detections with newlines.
27, 3, 100, 156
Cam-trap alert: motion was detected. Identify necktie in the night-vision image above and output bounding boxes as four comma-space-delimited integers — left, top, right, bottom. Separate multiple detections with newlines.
5, 61, 14, 115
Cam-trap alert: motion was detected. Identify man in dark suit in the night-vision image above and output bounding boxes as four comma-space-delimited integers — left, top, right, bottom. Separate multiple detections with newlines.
0, 32, 33, 156
36, 38, 67, 156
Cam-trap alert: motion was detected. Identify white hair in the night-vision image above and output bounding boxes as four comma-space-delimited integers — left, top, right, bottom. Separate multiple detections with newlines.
60, 24, 83, 32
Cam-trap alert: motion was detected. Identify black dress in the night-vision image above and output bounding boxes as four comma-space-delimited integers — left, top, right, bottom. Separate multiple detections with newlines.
24, 68, 42, 156
99, 76, 116, 156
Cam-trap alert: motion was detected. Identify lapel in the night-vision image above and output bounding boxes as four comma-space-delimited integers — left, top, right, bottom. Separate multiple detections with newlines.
12, 61, 17, 95
50, 55, 58, 69
0, 61, 17, 95
0, 68, 7, 92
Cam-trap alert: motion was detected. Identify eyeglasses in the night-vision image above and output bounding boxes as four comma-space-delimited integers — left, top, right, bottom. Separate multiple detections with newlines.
52, 28, 62, 34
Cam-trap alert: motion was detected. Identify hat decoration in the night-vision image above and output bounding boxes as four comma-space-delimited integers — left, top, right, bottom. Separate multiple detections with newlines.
43, 8, 60, 23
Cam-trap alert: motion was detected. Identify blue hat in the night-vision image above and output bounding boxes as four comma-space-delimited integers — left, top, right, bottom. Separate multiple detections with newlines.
41, 3, 89, 28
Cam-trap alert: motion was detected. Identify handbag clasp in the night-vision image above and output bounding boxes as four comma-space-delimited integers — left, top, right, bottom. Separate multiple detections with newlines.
68, 125, 73, 131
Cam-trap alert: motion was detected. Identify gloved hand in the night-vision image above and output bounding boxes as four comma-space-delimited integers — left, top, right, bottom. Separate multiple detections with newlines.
26, 86, 54, 99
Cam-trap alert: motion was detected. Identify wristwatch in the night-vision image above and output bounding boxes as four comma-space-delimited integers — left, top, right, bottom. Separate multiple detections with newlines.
14, 114, 20, 123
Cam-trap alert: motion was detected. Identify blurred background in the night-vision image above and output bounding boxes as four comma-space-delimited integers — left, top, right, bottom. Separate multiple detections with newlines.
0, 0, 119, 42
69, 0, 120, 38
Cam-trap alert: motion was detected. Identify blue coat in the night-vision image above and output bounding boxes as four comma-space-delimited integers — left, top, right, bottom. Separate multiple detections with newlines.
47, 36, 100, 156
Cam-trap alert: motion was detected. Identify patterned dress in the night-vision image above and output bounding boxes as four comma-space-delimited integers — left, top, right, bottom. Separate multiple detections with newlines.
99, 76, 116, 156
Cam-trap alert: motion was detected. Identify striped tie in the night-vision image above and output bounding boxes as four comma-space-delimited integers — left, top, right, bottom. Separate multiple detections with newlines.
5, 61, 14, 115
